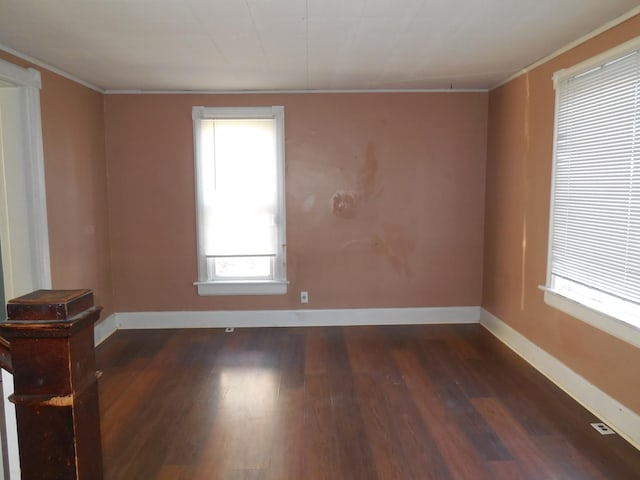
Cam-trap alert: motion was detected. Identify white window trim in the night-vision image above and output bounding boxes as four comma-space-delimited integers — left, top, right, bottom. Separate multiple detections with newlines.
194, 280, 288, 296
552, 36, 640, 88
192, 106, 287, 296
542, 287, 640, 350
543, 36, 640, 348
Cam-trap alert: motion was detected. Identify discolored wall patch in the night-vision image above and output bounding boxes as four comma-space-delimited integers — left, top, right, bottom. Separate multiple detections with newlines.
303, 194, 316, 212
371, 223, 416, 279
357, 143, 383, 201
330, 142, 383, 220
331, 190, 358, 219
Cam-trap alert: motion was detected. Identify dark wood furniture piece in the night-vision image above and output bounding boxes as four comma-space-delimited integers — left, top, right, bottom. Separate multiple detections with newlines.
0, 289, 104, 480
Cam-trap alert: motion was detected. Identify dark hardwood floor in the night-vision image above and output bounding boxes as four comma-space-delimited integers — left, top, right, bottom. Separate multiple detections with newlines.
96, 325, 640, 479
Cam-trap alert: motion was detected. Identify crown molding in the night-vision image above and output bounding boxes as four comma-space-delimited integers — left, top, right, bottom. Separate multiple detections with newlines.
492, 5, 640, 90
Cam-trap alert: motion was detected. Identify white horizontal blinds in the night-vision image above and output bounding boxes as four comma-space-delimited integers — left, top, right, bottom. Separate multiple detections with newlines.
200, 117, 278, 279
551, 48, 640, 305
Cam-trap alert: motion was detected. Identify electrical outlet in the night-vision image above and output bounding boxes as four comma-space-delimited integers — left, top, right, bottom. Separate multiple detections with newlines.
300, 291, 309, 304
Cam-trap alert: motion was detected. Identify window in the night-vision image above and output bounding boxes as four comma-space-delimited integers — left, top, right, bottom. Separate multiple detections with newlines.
544, 38, 640, 345
192, 106, 287, 295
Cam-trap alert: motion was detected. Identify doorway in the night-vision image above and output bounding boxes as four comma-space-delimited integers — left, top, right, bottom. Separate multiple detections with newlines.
0, 58, 52, 480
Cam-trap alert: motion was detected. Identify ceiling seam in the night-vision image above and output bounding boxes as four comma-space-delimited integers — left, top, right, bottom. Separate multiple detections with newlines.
244, 0, 269, 70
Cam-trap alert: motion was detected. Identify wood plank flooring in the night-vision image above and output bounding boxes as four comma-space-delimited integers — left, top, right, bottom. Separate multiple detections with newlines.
96, 325, 640, 479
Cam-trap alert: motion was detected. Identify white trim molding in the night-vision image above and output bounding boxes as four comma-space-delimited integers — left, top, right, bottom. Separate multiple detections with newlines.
0, 43, 103, 93
492, 7, 640, 90
542, 288, 640, 350
93, 314, 120, 346
0, 58, 52, 299
192, 106, 287, 295
0, 61, 40, 89
0, 57, 52, 480
552, 35, 640, 87
105, 88, 487, 95
107, 306, 481, 331
194, 281, 288, 296
480, 308, 640, 450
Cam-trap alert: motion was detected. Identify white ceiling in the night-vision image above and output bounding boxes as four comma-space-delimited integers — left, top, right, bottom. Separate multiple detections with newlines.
0, 0, 639, 92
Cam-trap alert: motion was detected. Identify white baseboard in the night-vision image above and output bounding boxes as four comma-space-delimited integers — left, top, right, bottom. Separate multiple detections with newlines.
480, 308, 640, 450
93, 313, 120, 346
112, 306, 481, 330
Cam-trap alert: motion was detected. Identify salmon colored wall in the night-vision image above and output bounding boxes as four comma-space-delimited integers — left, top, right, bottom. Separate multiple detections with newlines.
483, 15, 640, 413
0, 51, 113, 317
105, 93, 488, 312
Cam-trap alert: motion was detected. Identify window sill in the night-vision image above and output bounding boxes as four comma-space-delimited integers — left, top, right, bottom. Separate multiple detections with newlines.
194, 280, 288, 296
542, 287, 640, 349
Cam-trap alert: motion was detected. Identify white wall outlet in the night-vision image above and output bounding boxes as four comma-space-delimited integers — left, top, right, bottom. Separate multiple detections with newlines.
300, 291, 309, 304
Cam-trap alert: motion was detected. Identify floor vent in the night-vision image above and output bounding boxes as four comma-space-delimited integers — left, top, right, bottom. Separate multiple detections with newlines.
591, 422, 615, 435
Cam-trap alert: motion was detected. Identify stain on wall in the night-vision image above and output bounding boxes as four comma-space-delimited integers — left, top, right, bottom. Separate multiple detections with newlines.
105, 92, 487, 311
331, 143, 414, 276
331, 191, 358, 219
330, 143, 384, 220
357, 143, 383, 202
372, 224, 416, 279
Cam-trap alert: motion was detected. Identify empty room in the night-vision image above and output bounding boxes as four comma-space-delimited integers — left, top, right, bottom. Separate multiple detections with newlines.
0, 1, 639, 479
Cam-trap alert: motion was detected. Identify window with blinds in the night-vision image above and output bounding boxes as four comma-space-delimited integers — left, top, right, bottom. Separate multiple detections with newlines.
192, 106, 287, 295
546, 40, 640, 329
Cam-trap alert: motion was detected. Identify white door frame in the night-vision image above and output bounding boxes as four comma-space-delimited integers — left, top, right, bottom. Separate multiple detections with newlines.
0, 59, 51, 297
0, 57, 52, 480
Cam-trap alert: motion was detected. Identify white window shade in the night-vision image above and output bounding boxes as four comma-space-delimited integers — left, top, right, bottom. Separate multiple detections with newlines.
192, 106, 287, 294
201, 119, 278, 258
547, 43, 640, 330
